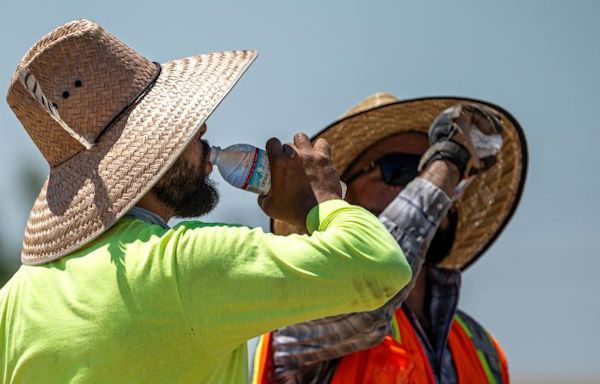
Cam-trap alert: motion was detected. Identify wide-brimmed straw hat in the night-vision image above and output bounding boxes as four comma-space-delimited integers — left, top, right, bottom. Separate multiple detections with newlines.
273, 93, 528, 270
7, 19, 257, 265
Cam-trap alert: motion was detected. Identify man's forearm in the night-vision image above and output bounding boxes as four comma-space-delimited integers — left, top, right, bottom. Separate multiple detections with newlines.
378, 167, 455, 309
421, 160, 461, 196
271, 164, 458, 375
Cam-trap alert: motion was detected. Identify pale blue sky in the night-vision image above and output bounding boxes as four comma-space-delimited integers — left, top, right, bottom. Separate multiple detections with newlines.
0, 1, 598, 381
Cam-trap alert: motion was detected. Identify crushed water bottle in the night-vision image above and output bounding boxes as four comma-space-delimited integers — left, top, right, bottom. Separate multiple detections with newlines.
209, 144, 347, 197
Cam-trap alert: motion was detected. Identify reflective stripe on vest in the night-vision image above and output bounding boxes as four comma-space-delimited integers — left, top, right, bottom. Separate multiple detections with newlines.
454, 310, 505, 384
253, 309, 509, 384
252, 332, 273, 384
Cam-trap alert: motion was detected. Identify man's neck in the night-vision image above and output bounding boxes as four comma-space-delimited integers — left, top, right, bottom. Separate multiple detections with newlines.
406, 268, 431, 334
136, 192, 173, 223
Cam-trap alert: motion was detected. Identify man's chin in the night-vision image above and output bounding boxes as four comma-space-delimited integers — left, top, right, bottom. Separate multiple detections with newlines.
174, 188, 220, 218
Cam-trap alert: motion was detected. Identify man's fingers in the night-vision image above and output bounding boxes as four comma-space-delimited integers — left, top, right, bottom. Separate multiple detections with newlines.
293, 132, 312, 149
282, 143, 297, 158
313, 138, 331, 158
476, 109, 503, 135
266, 137, 282, 155
484, 107, 504, 134
480, 105, 503, 122
257, 193, 274, 217
266, 137, 283, 163
257, 194, 267, 210
462, 104, 504, 135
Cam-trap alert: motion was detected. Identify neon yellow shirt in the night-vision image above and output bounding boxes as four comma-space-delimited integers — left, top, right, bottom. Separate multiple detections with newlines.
0, 200, 410, 383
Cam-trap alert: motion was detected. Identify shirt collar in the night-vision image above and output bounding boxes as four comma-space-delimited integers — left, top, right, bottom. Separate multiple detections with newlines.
403, 266, 461, 379
125, 206, 170, 229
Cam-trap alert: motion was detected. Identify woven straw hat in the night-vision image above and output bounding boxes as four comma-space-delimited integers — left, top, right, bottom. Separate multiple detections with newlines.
7, 20, 257, 265
273, 93, 528, 270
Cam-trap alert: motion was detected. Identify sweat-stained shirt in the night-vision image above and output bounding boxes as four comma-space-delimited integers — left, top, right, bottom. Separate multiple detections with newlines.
0, 200, 410, 383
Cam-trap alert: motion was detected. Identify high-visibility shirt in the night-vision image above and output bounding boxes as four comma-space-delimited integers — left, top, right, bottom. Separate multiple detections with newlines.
0, 200, 410, 383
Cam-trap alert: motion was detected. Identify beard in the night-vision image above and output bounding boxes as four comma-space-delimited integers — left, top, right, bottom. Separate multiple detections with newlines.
153, 139, 220, 218
425, 207, 458, 266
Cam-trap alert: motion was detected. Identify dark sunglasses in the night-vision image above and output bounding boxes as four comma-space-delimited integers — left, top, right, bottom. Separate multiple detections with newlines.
345, 153, 421, 186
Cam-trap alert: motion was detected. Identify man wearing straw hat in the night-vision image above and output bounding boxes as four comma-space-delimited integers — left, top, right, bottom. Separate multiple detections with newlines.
0, 21, 413, 383
253, 93, 527, 383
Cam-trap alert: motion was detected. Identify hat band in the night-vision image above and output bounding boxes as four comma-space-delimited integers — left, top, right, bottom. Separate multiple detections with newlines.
94, 62, 162, 144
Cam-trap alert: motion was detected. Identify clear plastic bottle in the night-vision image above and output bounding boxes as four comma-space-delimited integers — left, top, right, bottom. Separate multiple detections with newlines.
210, 144, 271, 195
210, 144, 347, 197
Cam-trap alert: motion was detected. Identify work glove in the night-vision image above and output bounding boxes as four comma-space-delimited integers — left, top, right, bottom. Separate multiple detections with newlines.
418, 103, 504, 198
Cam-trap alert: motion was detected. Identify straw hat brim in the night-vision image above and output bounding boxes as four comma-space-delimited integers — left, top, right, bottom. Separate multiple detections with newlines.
21, 50, 257, 265
273, 97, 527, 270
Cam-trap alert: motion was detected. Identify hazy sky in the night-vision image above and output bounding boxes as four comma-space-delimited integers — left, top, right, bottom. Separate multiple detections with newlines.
0, 1, 598, 380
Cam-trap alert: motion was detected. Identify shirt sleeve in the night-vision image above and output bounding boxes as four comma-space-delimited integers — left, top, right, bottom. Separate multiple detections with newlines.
270, 178, 453, 378
377, 177, 453, 309
169, 199, 410, 354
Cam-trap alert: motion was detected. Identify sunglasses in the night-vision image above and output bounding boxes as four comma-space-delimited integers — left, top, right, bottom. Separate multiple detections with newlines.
345, 153, 422, 186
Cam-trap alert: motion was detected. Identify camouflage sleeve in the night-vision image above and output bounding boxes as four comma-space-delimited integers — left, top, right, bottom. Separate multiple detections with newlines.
270, 178, 452, 383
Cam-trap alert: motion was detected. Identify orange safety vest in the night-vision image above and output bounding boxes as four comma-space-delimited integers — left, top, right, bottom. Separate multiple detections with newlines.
253, 309, 509, 384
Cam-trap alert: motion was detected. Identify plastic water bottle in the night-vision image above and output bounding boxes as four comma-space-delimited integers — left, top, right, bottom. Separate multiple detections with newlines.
210, 144, 271, 195
209, 144, 347, 197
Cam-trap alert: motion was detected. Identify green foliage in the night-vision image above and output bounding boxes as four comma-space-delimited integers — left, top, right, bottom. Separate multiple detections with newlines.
0, 162, 45, 287
0, 228, 19, 285
0, 244, 13, 284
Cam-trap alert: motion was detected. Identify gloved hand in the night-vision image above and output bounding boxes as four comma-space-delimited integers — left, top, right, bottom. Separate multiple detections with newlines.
419, 103, 504, 179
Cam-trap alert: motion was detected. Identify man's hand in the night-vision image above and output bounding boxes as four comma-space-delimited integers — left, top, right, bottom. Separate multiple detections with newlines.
421, 103, 504, 179
258, 133, 342, 228
451, 104, 504, 171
